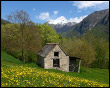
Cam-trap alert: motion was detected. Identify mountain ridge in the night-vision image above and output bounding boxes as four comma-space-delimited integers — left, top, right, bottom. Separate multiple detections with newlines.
63, 9, 109, 39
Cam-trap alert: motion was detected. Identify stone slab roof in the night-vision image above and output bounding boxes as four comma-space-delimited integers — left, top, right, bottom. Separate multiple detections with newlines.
37, 43, 68, 57
37, 43, 56, 57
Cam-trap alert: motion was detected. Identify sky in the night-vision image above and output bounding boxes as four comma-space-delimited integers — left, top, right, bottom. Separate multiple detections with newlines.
1, 1, 109, 24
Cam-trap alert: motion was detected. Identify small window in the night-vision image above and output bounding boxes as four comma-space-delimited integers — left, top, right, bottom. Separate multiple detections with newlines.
54, 52, 59, 57
53, 59, 60, 67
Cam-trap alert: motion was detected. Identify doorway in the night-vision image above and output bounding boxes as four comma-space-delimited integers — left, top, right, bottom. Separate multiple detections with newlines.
53, 59, 60, 67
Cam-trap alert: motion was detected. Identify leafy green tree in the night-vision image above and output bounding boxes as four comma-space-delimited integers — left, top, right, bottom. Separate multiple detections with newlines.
60, 37, 96, 68
23, 21, 42, 62
37, 23, 61, 46
94, 38, 109, 68
1, 24, 21, 58
1, 22, 42, 62
7, 10, 30, 63
2, 10, 43, 63
83, 32, 109, 68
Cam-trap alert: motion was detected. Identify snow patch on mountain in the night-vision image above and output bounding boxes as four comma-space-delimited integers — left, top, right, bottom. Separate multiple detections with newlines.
48, 15, 88, 25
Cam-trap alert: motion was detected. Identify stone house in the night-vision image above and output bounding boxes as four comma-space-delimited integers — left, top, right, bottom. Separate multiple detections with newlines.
37, 43, 80, 72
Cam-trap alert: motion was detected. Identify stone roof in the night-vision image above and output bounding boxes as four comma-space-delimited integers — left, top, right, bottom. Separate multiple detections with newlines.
37, 43, 68, 57
37, 43, 56, 57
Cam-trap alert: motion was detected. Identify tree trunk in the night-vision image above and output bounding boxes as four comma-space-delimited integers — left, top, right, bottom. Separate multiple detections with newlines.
78, 60, 81, 73
21, 25, 25, 63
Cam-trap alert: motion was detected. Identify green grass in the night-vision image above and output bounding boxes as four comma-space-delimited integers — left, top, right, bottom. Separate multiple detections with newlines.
1, 51, 109, 87
47, 67, 109, 84
1, 51, 41, 68
1, 51, 23, 64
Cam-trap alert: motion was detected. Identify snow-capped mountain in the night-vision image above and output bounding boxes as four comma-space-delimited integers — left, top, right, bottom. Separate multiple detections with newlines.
46, 15, 88, 33
48, 16, 68, 25
47, 17, 77, 33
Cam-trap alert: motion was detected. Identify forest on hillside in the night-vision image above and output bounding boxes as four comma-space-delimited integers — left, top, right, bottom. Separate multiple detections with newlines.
1, 10, 109, 69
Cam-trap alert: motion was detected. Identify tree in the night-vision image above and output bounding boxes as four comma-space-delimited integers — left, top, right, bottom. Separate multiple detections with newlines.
1, 24, 21, 58
37, 23, 61, 46
1, 22, 42, 63
82, 32, 109, 68
23, 21, 42, 62
94, 38, 109, 68
60, 37, 96, 68
7, 10, 30, 63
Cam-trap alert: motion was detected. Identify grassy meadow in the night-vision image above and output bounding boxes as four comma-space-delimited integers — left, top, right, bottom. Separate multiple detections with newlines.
1, 51, 109, 87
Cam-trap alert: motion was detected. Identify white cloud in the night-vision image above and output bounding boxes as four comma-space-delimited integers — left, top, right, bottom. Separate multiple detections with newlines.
48, 16, 67, 24
48, 15, 88, 24
36, 11, 58, 21
36, 11, 88, 24
37, 12, 50, 20
73, 1, 109, 9
68, 15, 88, 23
53, 11, 58, 15
32, 8, 36, 11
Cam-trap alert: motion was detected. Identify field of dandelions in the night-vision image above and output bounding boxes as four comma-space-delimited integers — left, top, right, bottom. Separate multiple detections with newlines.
1, 51, 109, 87
1, 64, 109, 87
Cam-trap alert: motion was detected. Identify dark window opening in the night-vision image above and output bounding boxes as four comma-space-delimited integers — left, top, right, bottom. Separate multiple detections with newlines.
54, 52, 59, 57
53, 59, 60, 67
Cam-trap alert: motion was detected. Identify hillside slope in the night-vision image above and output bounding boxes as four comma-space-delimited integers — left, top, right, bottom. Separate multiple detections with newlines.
1, 51, 109, 87
1, 19, 10, 25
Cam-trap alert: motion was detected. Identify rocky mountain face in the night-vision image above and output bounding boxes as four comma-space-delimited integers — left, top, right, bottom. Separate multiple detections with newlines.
63, 9, 109, 38
96, 11, 109, 26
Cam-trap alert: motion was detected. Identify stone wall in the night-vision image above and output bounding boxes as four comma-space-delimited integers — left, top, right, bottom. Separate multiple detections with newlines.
44, 45, 69, 72
37, 55, 44, 68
